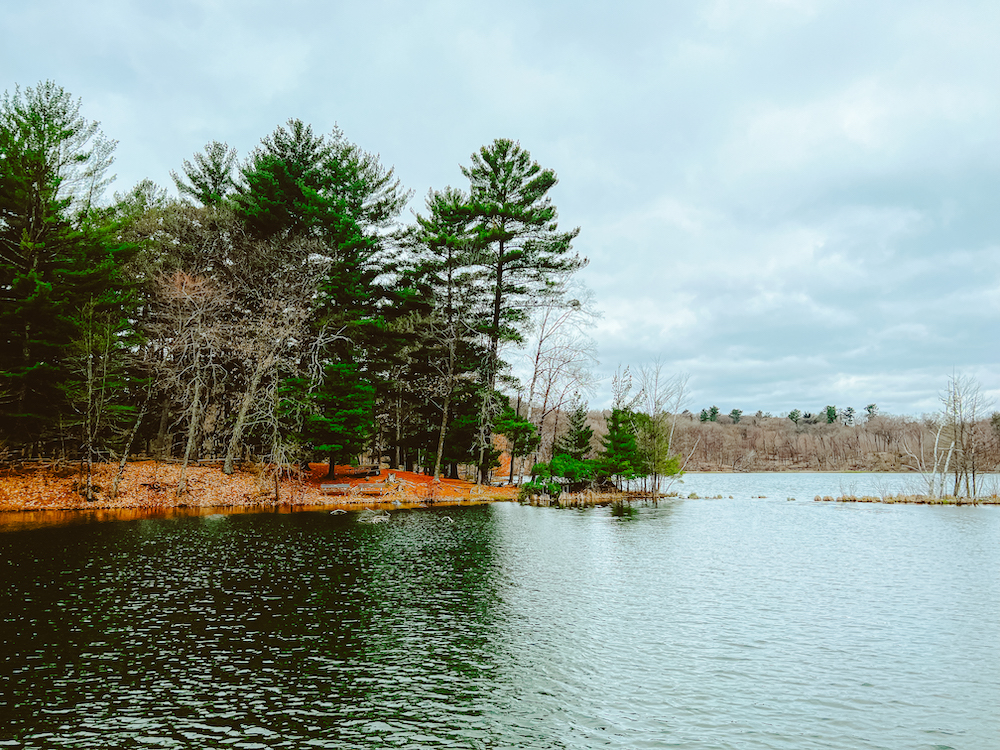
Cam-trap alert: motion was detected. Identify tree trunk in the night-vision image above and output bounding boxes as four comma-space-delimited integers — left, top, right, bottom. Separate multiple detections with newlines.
433, 337, 456, 481
84, 322, 95, 502
223, 355, 270, 474
395, 394, 402, 471
177, 350, 204, 497
478, 244, 505, 485
155, 398, 171, 458
111, 393, 149, 500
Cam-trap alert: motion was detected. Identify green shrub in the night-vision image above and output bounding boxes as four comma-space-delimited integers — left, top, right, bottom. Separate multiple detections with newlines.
518, 480, 563, 501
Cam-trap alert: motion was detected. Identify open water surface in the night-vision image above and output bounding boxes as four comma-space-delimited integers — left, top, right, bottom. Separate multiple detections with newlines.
1, 488, 999, 748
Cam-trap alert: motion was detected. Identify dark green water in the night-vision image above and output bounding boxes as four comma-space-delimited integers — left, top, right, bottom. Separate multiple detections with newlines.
1, 500, 998, 749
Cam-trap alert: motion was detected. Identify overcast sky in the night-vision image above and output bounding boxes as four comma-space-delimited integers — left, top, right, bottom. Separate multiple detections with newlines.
4, 0, 998, 416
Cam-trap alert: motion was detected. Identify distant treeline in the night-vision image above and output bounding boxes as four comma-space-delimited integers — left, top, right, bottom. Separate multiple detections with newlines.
528, 380, 997, 498
666, 411, 1000, 474
0, 81, 589, 486
516, 407, 999, 475
511, 368, 998, 499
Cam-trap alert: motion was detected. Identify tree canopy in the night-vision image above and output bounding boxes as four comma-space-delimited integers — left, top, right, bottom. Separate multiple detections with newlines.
0, 81, 597, 490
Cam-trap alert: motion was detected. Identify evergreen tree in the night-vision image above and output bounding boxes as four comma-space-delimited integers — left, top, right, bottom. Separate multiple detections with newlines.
633, 411, 682, 485
438, 380, 489, 476
234, 119, 408, 472
599, 407, 640, 489
298, 361, 375, 467
495, 400, 540, 484
406, 186, 485, 477
0, 81, 134, 450
461, 138, 583, 375
554, 396, 594, 461
171, 140, 239, 206
460, 138, 584, 480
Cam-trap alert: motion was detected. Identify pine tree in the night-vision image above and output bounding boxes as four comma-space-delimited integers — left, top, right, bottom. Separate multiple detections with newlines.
234, 119, 408, 473
298, 361, 375, 467
554, 397, 594, 461
460, 138, 584, 480
171, 140, 239, 206
406, 186, 484, 477
0, 81, 134, 451
599, 407, 640, 489
495, 400, 540, 484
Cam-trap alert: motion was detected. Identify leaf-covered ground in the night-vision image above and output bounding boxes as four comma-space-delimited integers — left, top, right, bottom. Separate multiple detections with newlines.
0, 461, 514, 513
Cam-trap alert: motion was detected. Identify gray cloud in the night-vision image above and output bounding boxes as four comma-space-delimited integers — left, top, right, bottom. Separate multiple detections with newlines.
3, 0, 997, 415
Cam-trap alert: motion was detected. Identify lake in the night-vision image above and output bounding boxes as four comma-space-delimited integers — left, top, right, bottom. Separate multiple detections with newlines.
1, 475, 998, 749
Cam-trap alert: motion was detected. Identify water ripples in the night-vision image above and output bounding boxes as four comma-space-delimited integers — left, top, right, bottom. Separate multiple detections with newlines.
1, 499, 998, 748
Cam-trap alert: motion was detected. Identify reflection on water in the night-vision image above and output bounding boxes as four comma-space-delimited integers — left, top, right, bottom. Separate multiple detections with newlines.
0, 504, 308, 532
1, 499, 999, 749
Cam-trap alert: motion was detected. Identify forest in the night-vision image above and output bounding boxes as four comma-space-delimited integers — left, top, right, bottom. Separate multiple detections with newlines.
2, 81, 996, 503
0, 80, 594, 493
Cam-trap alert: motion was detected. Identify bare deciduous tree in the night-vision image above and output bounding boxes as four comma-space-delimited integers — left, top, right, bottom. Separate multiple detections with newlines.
636, 363, 688, 502
941, 372, 992, 497
220, 236, 330, 475
518, 277, 599, 464
149, 271, 230, 495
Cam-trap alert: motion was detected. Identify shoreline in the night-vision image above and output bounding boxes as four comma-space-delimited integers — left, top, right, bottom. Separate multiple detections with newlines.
2, 462, 996, 524
0, 460, 515, 514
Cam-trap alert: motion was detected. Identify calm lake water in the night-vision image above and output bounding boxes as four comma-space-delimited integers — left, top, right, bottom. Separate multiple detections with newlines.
2, 477, 999, 749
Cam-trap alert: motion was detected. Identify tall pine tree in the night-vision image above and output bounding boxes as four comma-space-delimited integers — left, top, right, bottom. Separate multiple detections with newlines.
0, 81, 134, 451
408, 186, 485, 478
460, 138, 584, 481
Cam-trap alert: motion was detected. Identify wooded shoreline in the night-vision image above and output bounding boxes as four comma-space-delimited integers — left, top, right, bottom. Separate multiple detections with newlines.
2, 460, 997, 516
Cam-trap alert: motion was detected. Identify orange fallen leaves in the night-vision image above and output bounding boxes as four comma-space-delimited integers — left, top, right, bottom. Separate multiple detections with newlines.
0, 461, 515, 514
